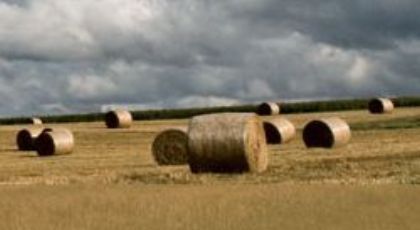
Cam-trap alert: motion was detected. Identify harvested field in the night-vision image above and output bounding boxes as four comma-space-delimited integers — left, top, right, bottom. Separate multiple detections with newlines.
1, 108, 420, 184
0, 184, 419, 230
1, 107, 420, 229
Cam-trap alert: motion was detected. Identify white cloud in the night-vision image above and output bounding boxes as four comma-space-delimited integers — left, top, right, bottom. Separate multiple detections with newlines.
243, 79, 275, 99
174, 95, 241, 108
347, 56, 372, 83
68, 74, 117, 99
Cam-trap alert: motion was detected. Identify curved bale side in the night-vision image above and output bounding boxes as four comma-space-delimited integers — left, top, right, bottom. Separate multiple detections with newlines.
368, 98, 394, 114
34, 129, 74, 156
42, 128, 54, 133
256, 102, 280, 116
187, 113, 268, 173
263, 117, 296, 144
303, 117, 351, 148
152, 127, 189, 165
16, 128, 44, 151
105, 110, 132, 129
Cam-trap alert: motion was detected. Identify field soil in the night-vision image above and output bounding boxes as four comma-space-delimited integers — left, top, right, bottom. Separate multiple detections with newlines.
1, 108, 420, 229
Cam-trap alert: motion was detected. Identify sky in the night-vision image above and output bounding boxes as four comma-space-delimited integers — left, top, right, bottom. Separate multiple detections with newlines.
1, 0, 420, 116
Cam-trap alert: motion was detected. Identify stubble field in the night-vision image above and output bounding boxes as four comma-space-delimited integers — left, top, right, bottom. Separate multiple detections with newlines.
1, 108, 420, 229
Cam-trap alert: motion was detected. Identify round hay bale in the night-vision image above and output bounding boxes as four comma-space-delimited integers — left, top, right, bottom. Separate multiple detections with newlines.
303, 117, 351, 148
20, 117, 43, 125
152, 127, 188, 165
29, 117, 43, 125
256, 102, 280, 116
187, 113, 268, 173
16, 128, 44, 151
368, 98, 394, 114
105, 110, 132, 129
34, 129, 74, 156
263, 117, 296, 144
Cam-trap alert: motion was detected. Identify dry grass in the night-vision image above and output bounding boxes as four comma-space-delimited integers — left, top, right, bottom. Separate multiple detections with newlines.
0, 184, 419, 230
1, 108, 420, 229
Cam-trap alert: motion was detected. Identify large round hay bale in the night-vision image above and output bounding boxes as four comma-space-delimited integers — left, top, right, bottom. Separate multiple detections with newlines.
263, 117, 296, 144
368, 98, 394, 114
303, 117, 351, 148
187, 113, 268, 173
256, 102, 280, 116
34, 129, 74, 156
152, 127, 188, 165
16, 128, 44, 151
105, 110, 132, 128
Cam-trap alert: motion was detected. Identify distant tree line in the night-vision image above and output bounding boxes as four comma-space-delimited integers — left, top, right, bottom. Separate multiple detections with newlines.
1, 96, 420, 125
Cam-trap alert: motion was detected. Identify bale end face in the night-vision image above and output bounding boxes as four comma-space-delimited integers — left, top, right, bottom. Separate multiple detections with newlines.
152, 129, 188, 165
35, 133, 55, 156
263, 122, 281, 144
303, 121, 334, 148
244, 117, 268, 173
17, 130, 33, 151
17, 130, 35, 151
16, 128, 44, 151
105, 112, 120, 128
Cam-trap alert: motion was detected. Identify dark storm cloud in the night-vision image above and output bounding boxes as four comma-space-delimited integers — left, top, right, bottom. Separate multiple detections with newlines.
232, 0, 420, 49
0, 0, 419, 116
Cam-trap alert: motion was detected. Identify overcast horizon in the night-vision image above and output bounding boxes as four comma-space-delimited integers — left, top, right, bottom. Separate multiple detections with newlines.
1, 0, 420, 117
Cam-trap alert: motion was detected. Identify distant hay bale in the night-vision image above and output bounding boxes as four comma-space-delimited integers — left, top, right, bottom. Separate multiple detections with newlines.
30, 117, 43, 125
187, 113, 268, 173
34, 129, 74, 156
256, 102, 280, 116
105, 110, 132, 128
303, 117, 351, 148
368, 98, 394, 114
19, 117, 43, 125
263, 117, 296, 144
16, 128, 44, 151
152, 127, 188, 165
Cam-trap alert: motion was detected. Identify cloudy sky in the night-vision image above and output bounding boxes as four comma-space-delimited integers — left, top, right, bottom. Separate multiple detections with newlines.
1, 0, 420, 116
